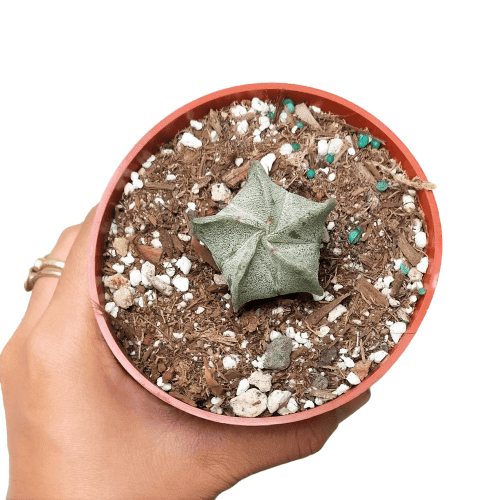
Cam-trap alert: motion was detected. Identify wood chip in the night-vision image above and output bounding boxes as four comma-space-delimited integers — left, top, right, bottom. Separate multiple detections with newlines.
355, 162, 377, 185
172, 235, 185, 254
391, 272, 405, 298
397, 233, 422, 266
136, 245, 162, 263
364, 161, 383, 180
208, 283, 229, 294
159, 230, 175, 258
352, 360, 371, 381
294, 103, 321, 130
209, 109, 223, 137
144, 182, 176, 190
168, 392, 197, 407
355, 277, 389, 307
222, 162, 251, 188
204, 358, 224, 396
309, 389, 336, 400
148, 215, 157, 227
306, 293, 352, 326
191, 237, 220, 271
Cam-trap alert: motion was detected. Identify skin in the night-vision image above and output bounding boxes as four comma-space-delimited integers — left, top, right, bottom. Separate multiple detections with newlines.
0, 207, 370, 500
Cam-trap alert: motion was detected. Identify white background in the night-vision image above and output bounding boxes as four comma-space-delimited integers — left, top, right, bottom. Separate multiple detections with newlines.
0, 1, 498, 499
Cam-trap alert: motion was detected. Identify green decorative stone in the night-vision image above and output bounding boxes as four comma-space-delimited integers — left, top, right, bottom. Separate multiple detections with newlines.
326, 154, 334, 164
371, 139, 381, 149
285, 102, 295, 113
291, 142, 301, 151
306, 169, 316, 179
268, 111, 274, 119
296, 121, 304, 129
418, 288, 427, 295
400, 263, 410, 274
358, 134, 370, 148
283, 98, 294, 105
376, 180, 388, 192
191, 161, 337, 312
348, 226, 363, 244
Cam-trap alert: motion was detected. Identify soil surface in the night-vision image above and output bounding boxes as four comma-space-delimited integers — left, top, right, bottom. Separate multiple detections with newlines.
101, 97, 432, 417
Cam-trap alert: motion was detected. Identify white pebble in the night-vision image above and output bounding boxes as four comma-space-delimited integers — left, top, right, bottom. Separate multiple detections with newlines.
303, 401, 315, 409
267, 390, 292, 414
105, 301, 119, 318
166, 174, 177, 181
187, 202, 196, 212
270, 330, 282, 341
280, 143, 293, 155
327, 221, 335, 230
318, 139, 328, 156
210, 130, 219, 142
180, 132, 202, 149
259, 115, 270, 131
251, 97, 269, 113
127, 269, 141, 287
124, 183, 135, 196
182, 292, 193, 301
176, 233, 191, 244
347, 147, 355, 155
141, 262, 156, 287
231, 105, 247, 117
172, 276, 189, 292
408, 268, 423, 282
414, 231, 427, 248
390, 322, 407, 344
236, 379, 250, 396
190, 120, 203, 130
334, 384, 349, 396
318, 326, 330, 337
235, 157, 244, 167
347, 372, 361, 385
328, 304, 347, 322
112, 263, 125, 274
417, 257, 429, 273
369, 351, 388, 363
151, 238, 162, 248
211, 183, 232, 202
328, 138, 344, 155
176, 256, 192, 275
328, 172, 336, 182
194, 306, 205, 315
310, 106, 322, 113
173, 332, 184, 339
223, 330, 236, 338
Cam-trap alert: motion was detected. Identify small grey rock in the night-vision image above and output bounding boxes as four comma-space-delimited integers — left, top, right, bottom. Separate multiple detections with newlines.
318, 346, 338, 367
262, 336, 293, 371
311, 373, 328, 390
113, 288, 134, 309
380, 342, 389, 353
149, 276, 174, 296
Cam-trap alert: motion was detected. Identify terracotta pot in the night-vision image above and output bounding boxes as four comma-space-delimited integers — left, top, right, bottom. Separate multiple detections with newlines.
88, 83, 442, 426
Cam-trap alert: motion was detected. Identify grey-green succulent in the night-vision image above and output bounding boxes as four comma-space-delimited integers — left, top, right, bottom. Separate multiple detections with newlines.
192, 161, 336, 312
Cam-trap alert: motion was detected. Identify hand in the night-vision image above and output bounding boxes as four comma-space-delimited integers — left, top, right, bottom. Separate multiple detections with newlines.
0, 207, 370, 500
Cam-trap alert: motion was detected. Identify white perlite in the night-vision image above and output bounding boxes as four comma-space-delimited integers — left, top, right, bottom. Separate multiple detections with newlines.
237, 120, 248, 134
267, 390, 292, 414
390, 322, 407, 343
248, 371, 272, 392
180, 132, 202, 149
414, 231, 427, 248
176, 256, 192, 275
280, 143, 293, 155
235, 157, 244, 167
334, 384, 349, 396
347, 372, 361, 385
230, 388, 267, 418
222, 354, 240, 370
177, 233, 191, 242
211, 183, 232, 202
328, 304, 348, 322
269, 330, 282, 341
105, 301, 119, 318
236, 378, 250, 396
129, 269, 142, 287
190, 120, 203, 130
231, 105, 247, 117
417, 256, 429, 273
260, 153, 276, 174
278, 397, 299, 415
172, 276, 189, 292
369, 350, 388, 363
251, 97, 269, 113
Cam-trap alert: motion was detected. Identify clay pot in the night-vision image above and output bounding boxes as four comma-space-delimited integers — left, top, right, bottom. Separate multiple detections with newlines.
88, 83, 442, 426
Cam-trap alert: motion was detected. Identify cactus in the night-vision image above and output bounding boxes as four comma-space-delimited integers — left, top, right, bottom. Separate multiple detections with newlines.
192, 161, 337, 312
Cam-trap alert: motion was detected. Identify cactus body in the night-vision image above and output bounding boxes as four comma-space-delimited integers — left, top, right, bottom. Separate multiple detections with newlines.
192, 161, 336, 312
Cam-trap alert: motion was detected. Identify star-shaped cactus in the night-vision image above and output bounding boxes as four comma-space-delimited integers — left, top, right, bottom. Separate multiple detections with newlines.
192, 161, 337, 312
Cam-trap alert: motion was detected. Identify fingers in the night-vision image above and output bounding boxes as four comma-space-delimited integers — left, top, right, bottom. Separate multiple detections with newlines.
48, 206, 99, 327
22, 224, 82, 332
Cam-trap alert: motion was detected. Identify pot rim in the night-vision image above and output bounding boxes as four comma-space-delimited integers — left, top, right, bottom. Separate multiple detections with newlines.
88, 82, 442, 426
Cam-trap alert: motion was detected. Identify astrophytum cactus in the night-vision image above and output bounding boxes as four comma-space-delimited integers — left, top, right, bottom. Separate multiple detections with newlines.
191, 161, 337, 312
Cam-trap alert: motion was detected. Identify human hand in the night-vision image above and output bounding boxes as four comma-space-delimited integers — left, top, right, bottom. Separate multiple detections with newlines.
0, 207, 370, 500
